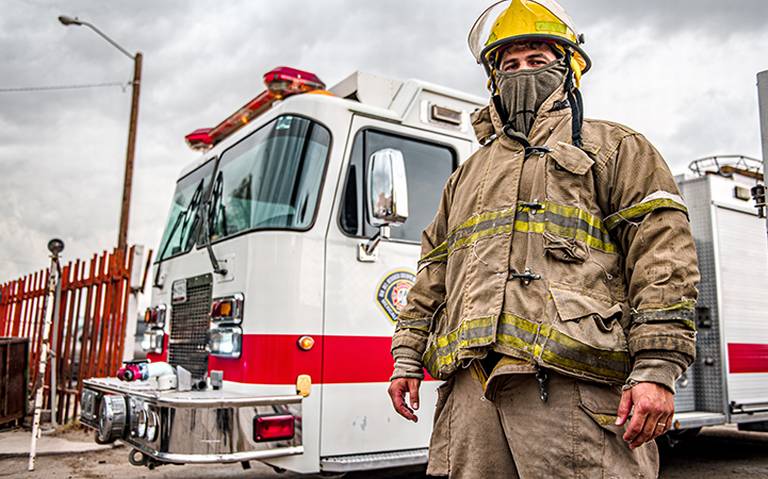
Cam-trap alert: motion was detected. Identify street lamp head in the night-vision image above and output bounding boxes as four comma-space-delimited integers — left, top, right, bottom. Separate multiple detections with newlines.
58, 15, 83, 26
47, 238, 65, 255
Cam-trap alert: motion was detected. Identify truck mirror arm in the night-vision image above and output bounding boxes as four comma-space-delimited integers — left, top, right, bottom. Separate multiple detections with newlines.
358, 224, 391, 262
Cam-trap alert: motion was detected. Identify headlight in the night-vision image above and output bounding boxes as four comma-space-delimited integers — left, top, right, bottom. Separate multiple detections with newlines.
80, 389, 99, 424
141, 329, 165, 354
146, 408, 159, 442
136, 407, 148, 438
208, 326, 242, 358
97, 395, 127, 444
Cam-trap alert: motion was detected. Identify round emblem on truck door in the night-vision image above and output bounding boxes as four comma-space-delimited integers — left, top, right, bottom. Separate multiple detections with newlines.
376, 270, 416, 323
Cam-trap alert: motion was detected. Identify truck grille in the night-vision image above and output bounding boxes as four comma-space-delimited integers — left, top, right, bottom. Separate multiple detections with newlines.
168, 273, 212, 381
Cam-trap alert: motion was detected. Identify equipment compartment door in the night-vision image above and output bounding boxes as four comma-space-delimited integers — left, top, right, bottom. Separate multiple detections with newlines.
321, 115, 471, 456
716, 204, 768, 408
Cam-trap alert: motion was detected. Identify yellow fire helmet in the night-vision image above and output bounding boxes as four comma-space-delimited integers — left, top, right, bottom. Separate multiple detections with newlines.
468, 0, 591, 86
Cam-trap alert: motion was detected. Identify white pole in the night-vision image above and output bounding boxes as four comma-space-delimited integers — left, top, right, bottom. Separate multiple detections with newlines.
49, 278, 62, 428
758, 71, 768, 177
122, 245, 145, 363
28, 240, 64, 472
758, 71, 768, 237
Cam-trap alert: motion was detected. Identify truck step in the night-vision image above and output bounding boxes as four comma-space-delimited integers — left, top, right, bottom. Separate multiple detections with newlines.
320, 448, 428, 472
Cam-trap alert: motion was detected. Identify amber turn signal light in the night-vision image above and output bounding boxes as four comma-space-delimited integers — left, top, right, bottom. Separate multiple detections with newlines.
297, 336, 315, 351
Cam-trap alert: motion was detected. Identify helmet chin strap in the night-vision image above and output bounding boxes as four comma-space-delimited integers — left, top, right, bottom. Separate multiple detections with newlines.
488, 58, 512, 128
563, 49, 584, 148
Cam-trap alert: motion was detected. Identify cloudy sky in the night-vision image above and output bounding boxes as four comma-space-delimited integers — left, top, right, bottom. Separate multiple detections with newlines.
1, 0, 768, 280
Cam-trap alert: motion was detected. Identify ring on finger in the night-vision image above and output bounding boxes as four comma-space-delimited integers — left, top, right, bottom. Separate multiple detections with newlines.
655, 420, 668, 435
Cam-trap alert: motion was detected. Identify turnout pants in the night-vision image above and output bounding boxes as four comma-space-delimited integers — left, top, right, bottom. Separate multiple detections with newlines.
426, 366, 659, 478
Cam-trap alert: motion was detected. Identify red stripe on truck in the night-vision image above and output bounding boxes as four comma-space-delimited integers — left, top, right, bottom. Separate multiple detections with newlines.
728, 343, 768, 373
207, 334, 433, 384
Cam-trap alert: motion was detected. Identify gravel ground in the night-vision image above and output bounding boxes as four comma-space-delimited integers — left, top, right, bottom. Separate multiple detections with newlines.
1, 426, 767, 478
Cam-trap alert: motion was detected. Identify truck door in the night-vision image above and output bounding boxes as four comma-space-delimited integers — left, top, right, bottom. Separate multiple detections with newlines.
322, 115, 469, 458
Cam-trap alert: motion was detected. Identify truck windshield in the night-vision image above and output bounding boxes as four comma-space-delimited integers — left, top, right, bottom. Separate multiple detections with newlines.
208, 115, 331, 240
156, 160, 215, 262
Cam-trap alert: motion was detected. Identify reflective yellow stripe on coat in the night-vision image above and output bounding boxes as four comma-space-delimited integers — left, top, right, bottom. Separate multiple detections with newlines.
418, 200, 617, 269
423, 313, 630, 383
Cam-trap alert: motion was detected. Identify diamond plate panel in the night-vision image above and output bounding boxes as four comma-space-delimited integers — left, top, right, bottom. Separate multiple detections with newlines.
679, 178, 724, 413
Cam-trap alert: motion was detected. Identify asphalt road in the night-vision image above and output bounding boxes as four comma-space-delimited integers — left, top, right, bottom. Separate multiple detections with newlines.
2, 426, 767, 478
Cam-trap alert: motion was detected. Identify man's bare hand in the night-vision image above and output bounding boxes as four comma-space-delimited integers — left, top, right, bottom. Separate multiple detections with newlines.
615, 382, 674, 449
388, 378, 421, 422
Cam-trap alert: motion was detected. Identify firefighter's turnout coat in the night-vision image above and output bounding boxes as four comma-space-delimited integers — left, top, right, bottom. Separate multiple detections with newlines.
391, 86, 699, 390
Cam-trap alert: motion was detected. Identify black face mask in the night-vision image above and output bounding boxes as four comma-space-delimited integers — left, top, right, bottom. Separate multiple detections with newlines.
496, 59, 568, 137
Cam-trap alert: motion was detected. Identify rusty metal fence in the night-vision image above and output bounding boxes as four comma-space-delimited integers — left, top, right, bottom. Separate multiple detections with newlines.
0, 246, 148, 424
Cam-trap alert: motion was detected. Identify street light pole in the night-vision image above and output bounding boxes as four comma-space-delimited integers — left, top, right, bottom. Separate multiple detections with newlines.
58, 15, 141, 250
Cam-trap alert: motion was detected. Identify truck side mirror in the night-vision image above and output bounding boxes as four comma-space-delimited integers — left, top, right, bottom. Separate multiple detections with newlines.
367, 148, 409, 226
358, 148, 409, 262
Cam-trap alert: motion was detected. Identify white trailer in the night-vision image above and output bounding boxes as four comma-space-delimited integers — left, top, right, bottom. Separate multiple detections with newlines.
672, 156, 768, 435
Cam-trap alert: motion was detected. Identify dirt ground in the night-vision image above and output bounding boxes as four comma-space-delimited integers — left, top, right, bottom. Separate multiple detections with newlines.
1, 426, 767, 478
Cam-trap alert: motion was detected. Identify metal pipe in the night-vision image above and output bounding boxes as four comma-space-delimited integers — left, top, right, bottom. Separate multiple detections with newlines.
49, 276, 62, 426
757, 70, 768, 237
57, 16, 134, 60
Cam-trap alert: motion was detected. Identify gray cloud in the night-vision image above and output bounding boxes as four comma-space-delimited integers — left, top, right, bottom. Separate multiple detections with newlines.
565, 0, 768, 36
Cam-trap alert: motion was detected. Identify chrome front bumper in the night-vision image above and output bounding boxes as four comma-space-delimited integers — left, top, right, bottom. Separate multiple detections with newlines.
80, 377, 303, 464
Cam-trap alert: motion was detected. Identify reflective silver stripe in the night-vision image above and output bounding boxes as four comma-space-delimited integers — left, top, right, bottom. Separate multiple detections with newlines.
605, 190, 689, 231
396, 318, 431, 332
641, 191, 688, 208
632, 301, 696, 331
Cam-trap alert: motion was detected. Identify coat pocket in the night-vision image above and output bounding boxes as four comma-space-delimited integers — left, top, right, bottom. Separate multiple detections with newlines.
546, 141, 596, 206
576, 380, 624, 436
426, 377, 455, 476
543, 231, 588, 263
548, 285, 630, 382
550, 286, 624, 339
550, 141, 594, 174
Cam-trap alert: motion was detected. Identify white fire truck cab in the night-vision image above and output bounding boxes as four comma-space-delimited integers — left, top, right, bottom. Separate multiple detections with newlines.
79, 66, 486, 474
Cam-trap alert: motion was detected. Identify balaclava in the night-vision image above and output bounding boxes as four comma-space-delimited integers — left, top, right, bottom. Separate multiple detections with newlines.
496, 58, 568, 138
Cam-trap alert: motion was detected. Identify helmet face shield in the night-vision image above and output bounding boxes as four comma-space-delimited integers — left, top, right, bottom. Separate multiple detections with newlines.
468, 0, 590, 75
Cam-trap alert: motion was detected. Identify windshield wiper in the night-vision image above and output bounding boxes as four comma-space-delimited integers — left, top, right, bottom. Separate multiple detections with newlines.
153, 180, 204, 287
201, 172, 228, 276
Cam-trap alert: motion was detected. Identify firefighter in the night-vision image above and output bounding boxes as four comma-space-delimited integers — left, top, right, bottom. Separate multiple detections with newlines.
388, 1, 699, 477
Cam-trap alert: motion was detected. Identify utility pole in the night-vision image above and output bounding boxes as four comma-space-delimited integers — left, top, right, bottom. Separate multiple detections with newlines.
119, 52, 142, 250
59, 16, 141, 249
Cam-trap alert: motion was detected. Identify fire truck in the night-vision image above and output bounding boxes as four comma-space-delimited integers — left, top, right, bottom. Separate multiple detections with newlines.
78, 66, 768, 473
79, 66, 486, 473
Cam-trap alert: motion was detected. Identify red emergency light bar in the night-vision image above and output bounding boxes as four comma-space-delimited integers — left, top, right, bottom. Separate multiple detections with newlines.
185, 66, 327, 151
